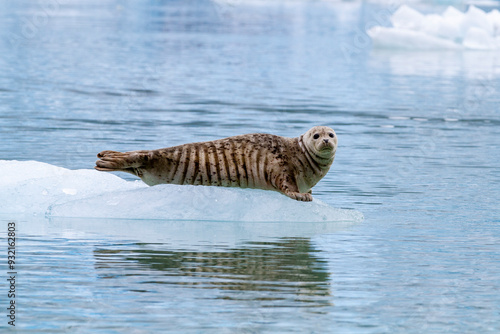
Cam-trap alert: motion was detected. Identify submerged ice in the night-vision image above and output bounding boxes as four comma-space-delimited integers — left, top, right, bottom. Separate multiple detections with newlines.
0, 160, 363, 223
368, 5, 500, 50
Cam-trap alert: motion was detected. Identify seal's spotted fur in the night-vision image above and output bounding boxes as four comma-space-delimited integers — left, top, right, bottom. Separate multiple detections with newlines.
95, 126, 337, 201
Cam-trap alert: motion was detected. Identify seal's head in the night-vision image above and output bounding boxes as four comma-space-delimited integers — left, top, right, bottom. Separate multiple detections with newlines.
302, 126, 337, 164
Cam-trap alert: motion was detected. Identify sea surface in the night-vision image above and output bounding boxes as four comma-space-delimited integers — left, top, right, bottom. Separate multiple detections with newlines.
1, 0, 500, 333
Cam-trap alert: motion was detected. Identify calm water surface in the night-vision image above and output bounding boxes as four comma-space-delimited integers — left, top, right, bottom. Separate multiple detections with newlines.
1, 0, 499, 333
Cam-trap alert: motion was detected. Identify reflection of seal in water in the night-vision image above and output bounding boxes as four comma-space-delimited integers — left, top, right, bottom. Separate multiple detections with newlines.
95, 126, 337, 201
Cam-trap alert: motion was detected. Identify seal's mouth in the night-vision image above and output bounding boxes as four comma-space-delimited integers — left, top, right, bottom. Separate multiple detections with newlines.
318, 142, 335, 151
316, 145, 335, 158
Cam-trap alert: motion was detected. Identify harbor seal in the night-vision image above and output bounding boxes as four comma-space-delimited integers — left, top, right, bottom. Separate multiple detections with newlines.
95, 126, 337, 201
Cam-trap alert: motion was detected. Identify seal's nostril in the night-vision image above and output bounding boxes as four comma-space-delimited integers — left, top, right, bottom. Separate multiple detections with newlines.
323, 139, 329, 143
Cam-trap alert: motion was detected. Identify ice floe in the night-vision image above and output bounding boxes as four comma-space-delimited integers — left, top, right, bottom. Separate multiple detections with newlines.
0, 160, 363, 223
368, 5, 500, 50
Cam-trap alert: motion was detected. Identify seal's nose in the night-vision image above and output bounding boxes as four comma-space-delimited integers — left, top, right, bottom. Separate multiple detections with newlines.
323, 138, 329, 143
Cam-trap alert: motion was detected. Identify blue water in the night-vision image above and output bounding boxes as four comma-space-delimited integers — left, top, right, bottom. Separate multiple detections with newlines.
1, 0, 500, 332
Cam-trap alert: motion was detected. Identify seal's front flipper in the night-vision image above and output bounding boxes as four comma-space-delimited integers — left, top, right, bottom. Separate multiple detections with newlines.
276, 176, 313, 202
284, 191, 313, 202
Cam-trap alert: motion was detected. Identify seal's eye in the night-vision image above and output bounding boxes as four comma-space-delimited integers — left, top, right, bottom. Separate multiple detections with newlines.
329, 133, 334, 138
313, 134, 320, 139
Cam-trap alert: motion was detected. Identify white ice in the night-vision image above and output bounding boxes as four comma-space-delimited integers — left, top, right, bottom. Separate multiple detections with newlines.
368, 5, 500, 50
0, 160, 363, 223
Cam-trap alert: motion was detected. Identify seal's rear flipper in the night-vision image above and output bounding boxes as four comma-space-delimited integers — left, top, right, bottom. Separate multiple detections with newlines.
95, 150, 147, 174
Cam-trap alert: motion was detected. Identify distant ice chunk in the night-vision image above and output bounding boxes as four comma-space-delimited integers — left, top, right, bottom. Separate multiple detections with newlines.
0, 160, 363, 223
369, 5, 500, 50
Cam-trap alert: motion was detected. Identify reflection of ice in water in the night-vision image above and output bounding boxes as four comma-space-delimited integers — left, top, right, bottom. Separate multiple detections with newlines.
368, 5, 500, 50
370, 50, 500, 79
0, 160, 363, 223
368, 50, 498, 122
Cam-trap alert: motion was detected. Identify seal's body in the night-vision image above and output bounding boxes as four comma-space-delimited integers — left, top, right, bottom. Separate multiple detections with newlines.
95, 126, 337, 201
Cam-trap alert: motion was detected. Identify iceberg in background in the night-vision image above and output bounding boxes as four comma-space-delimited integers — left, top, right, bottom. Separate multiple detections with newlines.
0, 160, 363, 223
368, 5, 500, 50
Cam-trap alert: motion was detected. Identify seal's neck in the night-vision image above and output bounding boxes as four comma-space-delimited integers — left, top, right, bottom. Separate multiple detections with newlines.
298, 135, 334, 170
